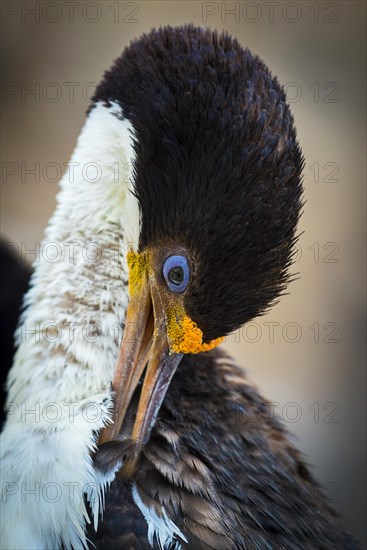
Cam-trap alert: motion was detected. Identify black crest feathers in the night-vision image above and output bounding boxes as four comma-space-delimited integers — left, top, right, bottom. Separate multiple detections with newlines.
92, 25, 304, 340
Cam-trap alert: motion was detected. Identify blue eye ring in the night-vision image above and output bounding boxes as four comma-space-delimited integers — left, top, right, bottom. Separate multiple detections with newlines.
163, 255, 190, 293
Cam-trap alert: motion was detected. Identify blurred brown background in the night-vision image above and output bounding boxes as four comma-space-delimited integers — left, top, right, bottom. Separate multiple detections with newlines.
1, 0, 366, 544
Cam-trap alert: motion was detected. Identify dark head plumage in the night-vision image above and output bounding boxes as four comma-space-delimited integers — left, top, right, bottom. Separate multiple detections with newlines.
92, 24, 304, 342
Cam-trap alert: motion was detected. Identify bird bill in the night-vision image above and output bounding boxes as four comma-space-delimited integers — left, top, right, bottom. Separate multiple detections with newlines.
98, 262, 183, 477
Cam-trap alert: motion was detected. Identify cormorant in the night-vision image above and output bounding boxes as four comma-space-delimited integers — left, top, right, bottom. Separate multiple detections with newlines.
0, 25, 359, 550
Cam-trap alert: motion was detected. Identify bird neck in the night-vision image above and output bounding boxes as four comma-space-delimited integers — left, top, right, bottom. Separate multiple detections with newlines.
0, 102, 139, 549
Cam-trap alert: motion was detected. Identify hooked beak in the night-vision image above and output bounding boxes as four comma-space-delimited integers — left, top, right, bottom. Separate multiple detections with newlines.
98, 260, 183, 477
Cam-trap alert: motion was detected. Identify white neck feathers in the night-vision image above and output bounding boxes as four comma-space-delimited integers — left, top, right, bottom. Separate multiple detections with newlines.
0, 102, 139, 549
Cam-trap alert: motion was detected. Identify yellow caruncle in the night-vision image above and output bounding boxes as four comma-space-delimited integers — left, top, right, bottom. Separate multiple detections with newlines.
166, 307, 223, 354
127, 250, 147, 296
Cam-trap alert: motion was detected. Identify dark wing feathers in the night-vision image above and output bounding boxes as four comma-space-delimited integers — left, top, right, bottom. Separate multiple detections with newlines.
88, 349, 359, 549
87, 477, 155, 549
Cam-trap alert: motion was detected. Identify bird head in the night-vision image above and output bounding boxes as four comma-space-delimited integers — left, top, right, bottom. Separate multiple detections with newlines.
95, 25, 304, 475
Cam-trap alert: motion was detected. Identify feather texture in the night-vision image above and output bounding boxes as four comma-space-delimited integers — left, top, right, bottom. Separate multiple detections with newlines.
88, 350, 359, 549
0, 102, 139, 549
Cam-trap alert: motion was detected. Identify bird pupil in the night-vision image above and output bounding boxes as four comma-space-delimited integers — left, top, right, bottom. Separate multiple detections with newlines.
169, 266, 184, 284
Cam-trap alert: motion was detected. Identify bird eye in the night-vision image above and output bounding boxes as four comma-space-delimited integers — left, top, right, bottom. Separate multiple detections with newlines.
163, 255, 190, 293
